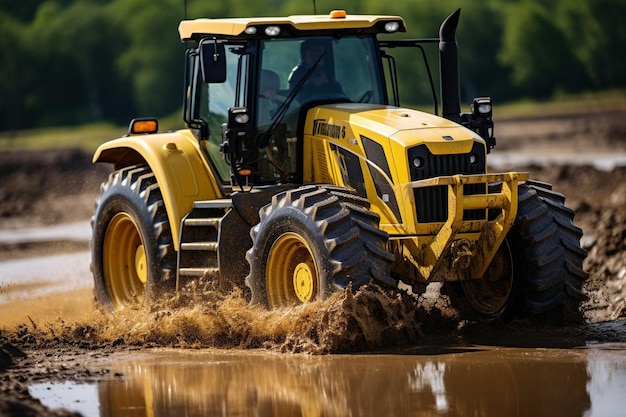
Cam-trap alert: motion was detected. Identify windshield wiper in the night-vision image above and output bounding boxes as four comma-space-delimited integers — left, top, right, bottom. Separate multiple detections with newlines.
257, 53, 325, 149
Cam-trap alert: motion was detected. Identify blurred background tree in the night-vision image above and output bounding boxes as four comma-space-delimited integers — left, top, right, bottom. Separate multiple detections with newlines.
0, 0, 623, 131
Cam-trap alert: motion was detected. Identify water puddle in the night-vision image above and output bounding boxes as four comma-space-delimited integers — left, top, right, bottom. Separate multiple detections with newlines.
29, 343, 626, 417
0, 251, 91, 304
0, 221, 90, 244
29, 381, 99, 416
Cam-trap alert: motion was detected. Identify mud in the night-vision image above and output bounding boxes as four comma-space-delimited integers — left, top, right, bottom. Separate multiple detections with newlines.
1, 110, 626, 416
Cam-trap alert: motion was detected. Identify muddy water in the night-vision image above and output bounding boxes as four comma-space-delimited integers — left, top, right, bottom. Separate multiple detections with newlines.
28, 343, 626, 417
2, 217, 626, 417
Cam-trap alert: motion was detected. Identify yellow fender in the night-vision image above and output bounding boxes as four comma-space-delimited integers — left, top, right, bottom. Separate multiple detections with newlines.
92, 129, 224, 249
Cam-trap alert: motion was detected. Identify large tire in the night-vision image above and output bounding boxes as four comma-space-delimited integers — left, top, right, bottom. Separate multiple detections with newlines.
452, 181, 588, 323
91, 165, 176, 310
245, 185, 394, 308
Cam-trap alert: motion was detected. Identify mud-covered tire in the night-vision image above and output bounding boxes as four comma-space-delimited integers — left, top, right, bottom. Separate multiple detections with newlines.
516, 181, 588, 322
91, 164, 176, 310
245, 185, 394, 308
452, 181, 588, 323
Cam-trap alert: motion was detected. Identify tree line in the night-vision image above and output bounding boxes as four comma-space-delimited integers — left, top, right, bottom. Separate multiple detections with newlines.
1, 0, 624, 131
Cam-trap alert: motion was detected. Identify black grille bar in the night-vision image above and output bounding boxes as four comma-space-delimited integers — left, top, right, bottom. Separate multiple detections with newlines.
408, 142, 486, 223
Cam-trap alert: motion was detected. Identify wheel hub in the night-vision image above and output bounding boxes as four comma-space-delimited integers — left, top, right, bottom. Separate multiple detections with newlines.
461, 240, 514, 316
293, 262, 314, 302
135, 245, 147, 284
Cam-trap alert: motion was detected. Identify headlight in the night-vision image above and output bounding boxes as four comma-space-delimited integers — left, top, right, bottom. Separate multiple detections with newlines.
234, 113, 249, 124
228, 107, 249, 125
477, 103, 491, 114
472, 97, 492, 117
384, 21, 401, 33
264, 26, 281, 37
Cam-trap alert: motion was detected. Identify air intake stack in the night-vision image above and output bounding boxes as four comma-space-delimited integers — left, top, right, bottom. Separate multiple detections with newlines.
439, 8, 462, 123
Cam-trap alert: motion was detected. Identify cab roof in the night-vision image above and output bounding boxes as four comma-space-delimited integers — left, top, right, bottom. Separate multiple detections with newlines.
178, 10, 406, 41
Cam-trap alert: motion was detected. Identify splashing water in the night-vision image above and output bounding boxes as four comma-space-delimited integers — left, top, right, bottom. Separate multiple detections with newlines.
7, 281, 460, 354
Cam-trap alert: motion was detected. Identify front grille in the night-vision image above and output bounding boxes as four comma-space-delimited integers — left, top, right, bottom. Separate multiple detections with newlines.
408, 142, 486, 223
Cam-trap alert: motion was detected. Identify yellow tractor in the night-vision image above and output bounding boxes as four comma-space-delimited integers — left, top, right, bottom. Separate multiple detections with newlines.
91, 9, 587, 322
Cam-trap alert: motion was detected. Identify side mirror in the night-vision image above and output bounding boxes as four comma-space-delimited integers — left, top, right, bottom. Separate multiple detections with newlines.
199, 39, 226, 83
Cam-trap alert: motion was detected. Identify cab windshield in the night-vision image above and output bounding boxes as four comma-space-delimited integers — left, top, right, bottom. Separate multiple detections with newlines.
249, 35, 384, 181
256, 35, 385, 129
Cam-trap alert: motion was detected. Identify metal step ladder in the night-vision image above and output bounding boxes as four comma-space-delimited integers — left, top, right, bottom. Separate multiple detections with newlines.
176, 199, 232, 289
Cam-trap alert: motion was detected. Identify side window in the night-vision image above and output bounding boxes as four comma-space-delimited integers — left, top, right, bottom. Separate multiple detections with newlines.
381, 44, 438, 111
334, 37, 384, 104
198, 44, 248, 183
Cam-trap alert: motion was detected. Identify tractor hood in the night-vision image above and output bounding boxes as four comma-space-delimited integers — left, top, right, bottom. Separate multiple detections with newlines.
302, 102, 488, 234
306, 103, 482, 154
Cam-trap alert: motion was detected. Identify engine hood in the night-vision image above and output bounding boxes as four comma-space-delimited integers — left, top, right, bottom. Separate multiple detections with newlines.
306, 103, 480, 153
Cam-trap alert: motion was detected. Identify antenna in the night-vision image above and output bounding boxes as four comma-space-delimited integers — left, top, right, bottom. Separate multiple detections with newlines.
184, 0, 187, 19
313, 0, 317, 14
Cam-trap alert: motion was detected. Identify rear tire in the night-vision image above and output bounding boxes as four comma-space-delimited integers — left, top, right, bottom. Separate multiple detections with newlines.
245, 185, 394, 308
451, 181, 588, 323
91, 165, 175, 310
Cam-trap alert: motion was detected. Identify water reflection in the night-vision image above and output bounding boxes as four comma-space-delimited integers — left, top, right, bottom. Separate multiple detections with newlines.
30, 345, 626, 417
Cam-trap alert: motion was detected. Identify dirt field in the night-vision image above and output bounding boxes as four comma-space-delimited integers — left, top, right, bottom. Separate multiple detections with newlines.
1, 111, 626, 416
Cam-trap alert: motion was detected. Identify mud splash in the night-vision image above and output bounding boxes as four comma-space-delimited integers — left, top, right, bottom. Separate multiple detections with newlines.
5, 283, 458, 354
4, 270, 624, 357
580, 201, 626, 322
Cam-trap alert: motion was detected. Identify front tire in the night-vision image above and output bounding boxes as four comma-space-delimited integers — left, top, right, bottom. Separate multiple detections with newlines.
452, 181, 588, 323
245, 185, 394, 308
91, 165, 175, 309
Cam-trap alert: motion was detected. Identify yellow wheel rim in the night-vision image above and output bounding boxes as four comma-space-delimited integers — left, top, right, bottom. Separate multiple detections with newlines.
461, 241, 513, 316
266, 232, 318, 307
103, 212, 147, 307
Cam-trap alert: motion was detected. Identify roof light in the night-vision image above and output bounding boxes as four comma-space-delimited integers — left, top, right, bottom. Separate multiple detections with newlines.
244, 26, 257, 35
264, 26, 281, 36
384, 21, 400, 33
329, 10, 347, 19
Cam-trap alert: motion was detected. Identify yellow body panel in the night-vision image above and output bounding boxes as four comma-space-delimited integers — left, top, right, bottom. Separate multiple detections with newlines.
302, 103, 483, 227
302, 103, 526, 282
93, 129, 223, 250
179, 14, 406, 40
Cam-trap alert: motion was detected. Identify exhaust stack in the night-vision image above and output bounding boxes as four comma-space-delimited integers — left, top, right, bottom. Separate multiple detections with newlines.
439, 8, 462, 123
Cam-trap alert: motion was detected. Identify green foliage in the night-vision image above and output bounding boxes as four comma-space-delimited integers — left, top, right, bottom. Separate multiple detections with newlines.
109, 0, 184, 117
499, 2, 585, 96
0, 12, 26, 130
555, 0, 626, 89
0, 0, 623, 131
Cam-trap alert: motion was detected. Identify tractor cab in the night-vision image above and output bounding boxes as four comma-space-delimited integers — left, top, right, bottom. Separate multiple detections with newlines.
181, 10, 495, 192
180, 11, 410, 190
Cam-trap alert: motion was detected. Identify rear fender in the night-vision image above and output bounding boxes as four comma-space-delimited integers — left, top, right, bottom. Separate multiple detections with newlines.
92, 130, 223, 250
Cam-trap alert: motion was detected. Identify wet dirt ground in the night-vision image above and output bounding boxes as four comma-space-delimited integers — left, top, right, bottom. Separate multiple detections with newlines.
1, 110, 626, 416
